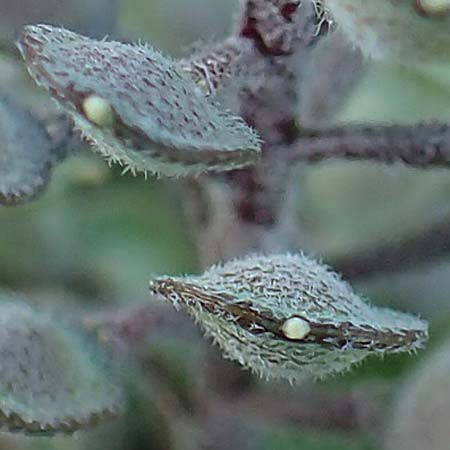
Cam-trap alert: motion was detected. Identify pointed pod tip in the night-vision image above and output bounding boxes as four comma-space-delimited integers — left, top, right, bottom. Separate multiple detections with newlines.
150, 253, 430, 383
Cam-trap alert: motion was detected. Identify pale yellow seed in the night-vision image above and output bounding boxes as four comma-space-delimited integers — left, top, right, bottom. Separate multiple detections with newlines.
418, 0, 450, 15
82, 95, 114, 127
281, 317, 311, 340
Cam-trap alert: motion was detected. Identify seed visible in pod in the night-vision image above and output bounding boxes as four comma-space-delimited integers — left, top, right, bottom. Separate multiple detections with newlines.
150, 253, 428, 383
281, 317, 311, 341
17, 25, 261, 178
82, 95, 114, 128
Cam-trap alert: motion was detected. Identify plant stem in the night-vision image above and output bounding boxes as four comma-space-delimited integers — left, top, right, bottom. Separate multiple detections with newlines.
286, 123, 450, 169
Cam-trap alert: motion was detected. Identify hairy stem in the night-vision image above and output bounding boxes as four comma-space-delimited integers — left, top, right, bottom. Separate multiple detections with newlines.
286, 123, 450, 168
186, 1, 325, 266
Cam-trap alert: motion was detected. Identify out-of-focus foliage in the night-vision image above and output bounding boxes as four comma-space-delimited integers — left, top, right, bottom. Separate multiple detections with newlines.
0, 0, 118, 49
119, 0, 237, 54
384, 336, 450, 450
265, 428, 374, 450
0, 0, 450, 449
321, 0, 450, 62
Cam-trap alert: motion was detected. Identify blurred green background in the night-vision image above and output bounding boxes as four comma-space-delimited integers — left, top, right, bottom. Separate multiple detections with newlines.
1, 0, 450, 449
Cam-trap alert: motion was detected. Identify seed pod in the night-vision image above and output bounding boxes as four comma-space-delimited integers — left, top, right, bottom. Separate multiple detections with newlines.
0, 298, 122, 434
150, 253, 428, 383
0, 96, 53, 206
417, 0, 450, 16
17, 25, 261, 177
319, 0, 450, 62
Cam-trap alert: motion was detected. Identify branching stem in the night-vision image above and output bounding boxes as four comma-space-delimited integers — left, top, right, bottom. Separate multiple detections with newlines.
285, 123, 450, 169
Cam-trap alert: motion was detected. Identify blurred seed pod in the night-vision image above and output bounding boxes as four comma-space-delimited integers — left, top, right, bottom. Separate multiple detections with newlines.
0, 96, 54, 206
417, 0, 450, 16
18, 25, 261, 178
150, 253, 428, 383
0, 296, 122, 435
320, 0, 450, 62
384, 337, 450, 450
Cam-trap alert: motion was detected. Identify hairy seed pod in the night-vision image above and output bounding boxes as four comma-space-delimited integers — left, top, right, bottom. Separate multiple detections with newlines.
319, 0, 450, 62
0, 298, 122, 434
0, 96, 53, 205
150, 253, 428, 383
17, 25, 261, 177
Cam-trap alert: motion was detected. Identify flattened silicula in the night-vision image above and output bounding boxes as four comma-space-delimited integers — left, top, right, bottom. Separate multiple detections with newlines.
0, 297, 122, 434
17, 25, 261, 177
0, 96, 53, 205
150, 253, 428, 382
